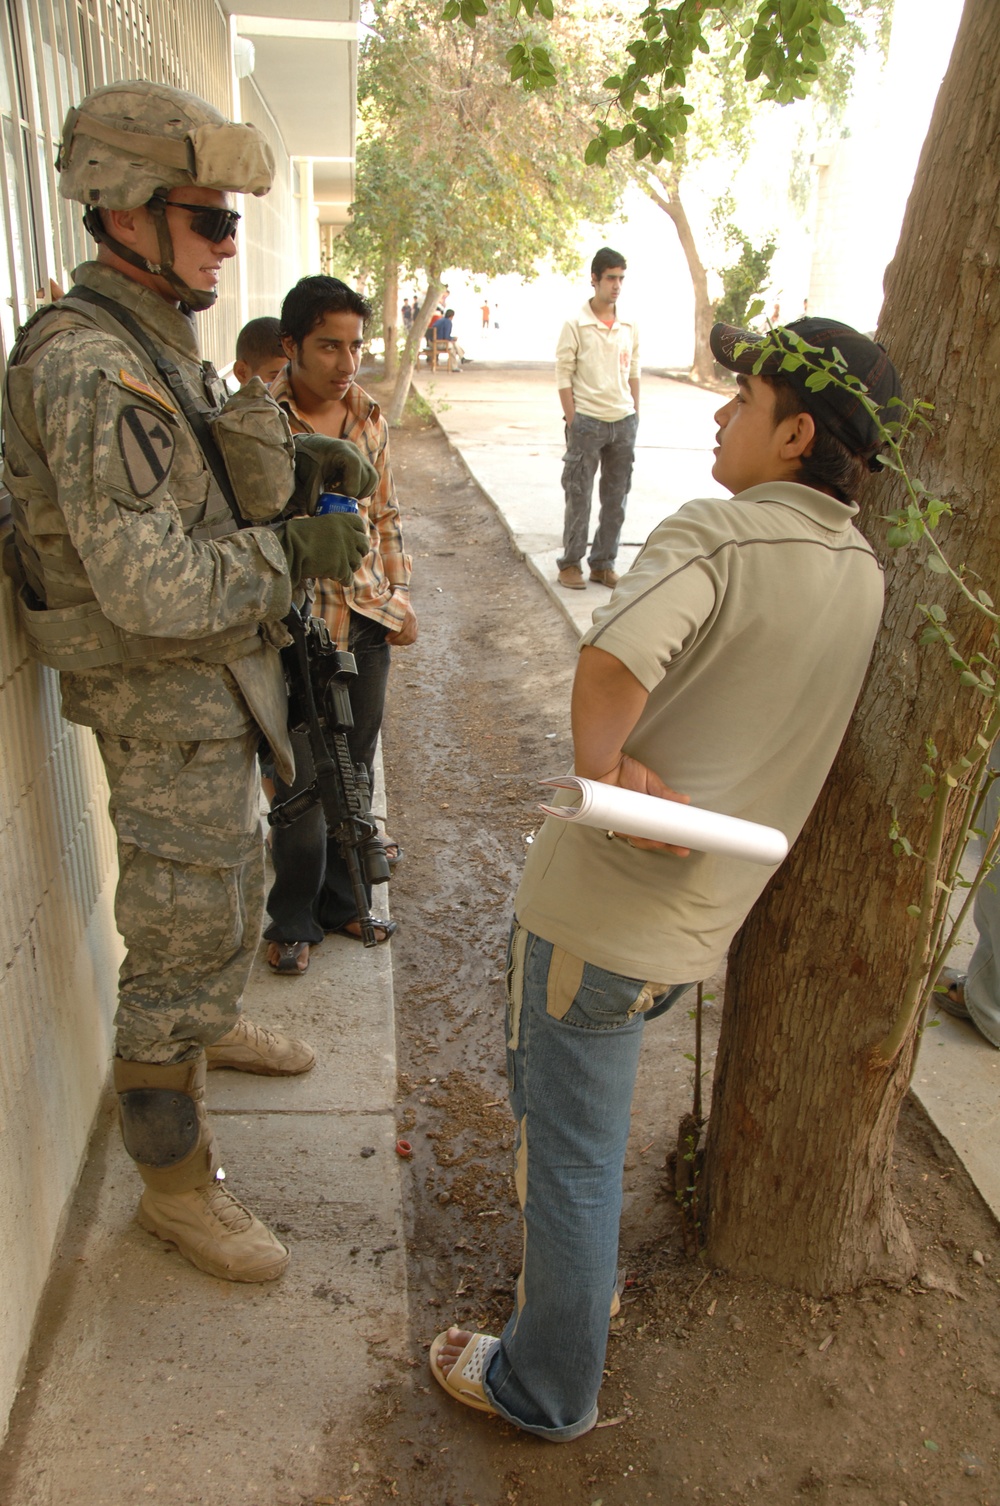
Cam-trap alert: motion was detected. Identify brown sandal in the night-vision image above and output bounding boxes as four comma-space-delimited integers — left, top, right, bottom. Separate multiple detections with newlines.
266, 940, 311, 975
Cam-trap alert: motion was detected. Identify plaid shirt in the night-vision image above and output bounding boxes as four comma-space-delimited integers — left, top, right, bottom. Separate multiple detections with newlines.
270, 366, 412, 649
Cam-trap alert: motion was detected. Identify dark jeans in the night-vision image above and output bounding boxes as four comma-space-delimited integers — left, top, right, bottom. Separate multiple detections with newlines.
264, 612, 390, 942
557, 410, 638, 572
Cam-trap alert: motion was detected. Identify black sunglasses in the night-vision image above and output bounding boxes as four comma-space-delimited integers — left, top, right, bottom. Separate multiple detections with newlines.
163, 199, 241, 244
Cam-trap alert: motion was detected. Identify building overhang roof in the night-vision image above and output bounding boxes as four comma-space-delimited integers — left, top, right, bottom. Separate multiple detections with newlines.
223, 1, 357, 228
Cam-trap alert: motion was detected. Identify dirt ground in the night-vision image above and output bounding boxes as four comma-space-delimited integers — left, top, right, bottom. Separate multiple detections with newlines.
321, 386, 1000, 1506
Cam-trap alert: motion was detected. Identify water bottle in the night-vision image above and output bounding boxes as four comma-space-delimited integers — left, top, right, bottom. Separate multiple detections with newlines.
316, 492, 359, 515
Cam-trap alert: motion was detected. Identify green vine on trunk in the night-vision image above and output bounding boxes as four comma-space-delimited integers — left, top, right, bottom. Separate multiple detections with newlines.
738, 316, 1000, 1071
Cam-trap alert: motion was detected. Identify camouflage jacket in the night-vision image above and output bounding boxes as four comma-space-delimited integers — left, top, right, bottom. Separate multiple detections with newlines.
2, 262, 294, 778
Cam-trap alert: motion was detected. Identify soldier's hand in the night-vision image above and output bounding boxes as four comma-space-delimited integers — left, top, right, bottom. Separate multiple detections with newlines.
274, 513, 369, 586
291, 434, 379, 512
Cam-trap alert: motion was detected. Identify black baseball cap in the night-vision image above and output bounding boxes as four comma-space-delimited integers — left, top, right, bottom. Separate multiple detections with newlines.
710, 317, 903, 471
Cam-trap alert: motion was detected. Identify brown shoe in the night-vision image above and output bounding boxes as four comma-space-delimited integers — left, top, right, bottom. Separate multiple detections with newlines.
558, 564, 585, 590
590, 568, 619, 588
206, 1016, 315, 1075
137, 1177, 290, 1282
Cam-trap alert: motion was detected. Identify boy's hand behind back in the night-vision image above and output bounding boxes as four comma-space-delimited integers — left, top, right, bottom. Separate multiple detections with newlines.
606, 754, 691, 857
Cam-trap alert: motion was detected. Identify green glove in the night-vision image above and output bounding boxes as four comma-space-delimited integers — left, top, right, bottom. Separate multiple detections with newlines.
291, 434, 379, 513
274, 513, 369, 586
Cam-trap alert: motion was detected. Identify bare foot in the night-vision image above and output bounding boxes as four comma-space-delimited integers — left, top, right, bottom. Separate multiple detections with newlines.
336, 918, 396, 944
433, 1326, 473, 1380
266, 940, 310, 974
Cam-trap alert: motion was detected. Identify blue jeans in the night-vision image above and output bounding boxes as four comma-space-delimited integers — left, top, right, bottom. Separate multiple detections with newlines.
482, 923, 691, 1440
557, 410, 637, 572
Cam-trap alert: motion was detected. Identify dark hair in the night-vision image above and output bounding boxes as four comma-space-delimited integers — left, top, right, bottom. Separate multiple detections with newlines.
591, 246, 626, 278
280, 275, 373, 346
445, 308, 455, 318
235, 315, 283, 366
764, 375, 868, 502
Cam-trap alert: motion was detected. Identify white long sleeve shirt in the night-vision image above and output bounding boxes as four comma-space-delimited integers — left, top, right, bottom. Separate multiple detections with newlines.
555, 300, 639, 422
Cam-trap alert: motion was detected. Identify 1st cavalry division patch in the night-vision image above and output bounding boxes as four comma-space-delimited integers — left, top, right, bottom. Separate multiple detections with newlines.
118, 405, 175, 498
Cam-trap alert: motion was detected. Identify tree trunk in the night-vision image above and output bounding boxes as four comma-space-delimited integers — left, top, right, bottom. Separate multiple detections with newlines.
705, 0, 997, 1295
384, 275, 445, 428
383, 256, 400, 384
640, 172, 715, 384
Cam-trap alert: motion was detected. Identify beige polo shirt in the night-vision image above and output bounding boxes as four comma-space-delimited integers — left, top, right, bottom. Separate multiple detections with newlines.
515, 482, 885, 982
555, 301, 639, 422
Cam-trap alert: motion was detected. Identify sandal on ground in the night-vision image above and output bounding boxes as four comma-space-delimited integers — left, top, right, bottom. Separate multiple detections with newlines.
932, 968, 971, 1019
334, 917, 397, 945
266, 940, 311, 975
610, 1266, 626, 1318
429, 1330, 500, 1416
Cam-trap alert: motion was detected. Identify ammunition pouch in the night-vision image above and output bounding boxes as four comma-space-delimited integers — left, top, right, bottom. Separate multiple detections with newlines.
13, 582, 263, 672
207, 376, 296, 522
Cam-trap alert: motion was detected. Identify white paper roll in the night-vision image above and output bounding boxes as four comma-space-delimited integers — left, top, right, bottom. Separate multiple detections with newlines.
538, 777, 788, 866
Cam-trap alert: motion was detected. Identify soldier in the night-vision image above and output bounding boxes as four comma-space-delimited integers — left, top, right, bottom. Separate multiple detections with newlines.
1, 80, 377, 1282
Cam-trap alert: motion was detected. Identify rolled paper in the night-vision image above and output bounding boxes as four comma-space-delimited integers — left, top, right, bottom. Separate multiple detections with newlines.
538, 777, 788, 866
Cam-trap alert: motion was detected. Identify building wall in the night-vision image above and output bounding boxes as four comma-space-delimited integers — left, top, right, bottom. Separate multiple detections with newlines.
240, 75, 298, 323
0, 0, 299, 1443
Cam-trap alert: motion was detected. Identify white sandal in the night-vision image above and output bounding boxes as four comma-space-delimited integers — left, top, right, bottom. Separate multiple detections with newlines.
429, 1329, 500, 1415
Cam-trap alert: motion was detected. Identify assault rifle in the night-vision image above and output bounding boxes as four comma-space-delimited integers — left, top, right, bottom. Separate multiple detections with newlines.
268, 604, 390, 947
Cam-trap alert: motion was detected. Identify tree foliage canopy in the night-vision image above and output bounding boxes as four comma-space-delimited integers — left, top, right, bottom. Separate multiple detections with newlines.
444, 0, 891, 167
348, 0, 621, 286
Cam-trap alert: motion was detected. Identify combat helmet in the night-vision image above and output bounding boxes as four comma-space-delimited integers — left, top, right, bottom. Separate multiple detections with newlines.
56, 79, 274, 311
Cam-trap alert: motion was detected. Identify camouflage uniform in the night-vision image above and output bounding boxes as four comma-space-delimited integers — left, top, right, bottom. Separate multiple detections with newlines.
4, 259, 294, 1063
0, 78, 381, 1282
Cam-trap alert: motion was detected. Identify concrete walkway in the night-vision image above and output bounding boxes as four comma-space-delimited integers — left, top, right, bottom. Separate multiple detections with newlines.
414, 358, 1000, 1222
0, 760, 407, 1504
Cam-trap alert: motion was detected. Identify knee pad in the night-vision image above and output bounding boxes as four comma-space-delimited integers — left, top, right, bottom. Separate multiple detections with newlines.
113, 1056, 217, 1188
118, 1087, 201, 1167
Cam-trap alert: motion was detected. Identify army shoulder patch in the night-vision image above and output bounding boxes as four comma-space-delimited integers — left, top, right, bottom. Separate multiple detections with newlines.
117, 368, 178, 414
118, 405, 176, 498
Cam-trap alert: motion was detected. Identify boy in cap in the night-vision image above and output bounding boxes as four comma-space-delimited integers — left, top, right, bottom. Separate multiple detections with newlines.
431, 318, 901, 1438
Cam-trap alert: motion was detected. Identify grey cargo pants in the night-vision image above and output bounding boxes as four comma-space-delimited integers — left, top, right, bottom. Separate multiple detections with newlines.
557, 410, 638, 572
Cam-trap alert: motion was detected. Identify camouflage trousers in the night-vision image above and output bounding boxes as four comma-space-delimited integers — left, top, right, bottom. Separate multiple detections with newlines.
95, 727, 265, 1065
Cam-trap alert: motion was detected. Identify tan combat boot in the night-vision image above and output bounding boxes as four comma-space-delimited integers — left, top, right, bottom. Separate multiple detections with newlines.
114, 1057, 289, 1283
205, 1016, 315, 1075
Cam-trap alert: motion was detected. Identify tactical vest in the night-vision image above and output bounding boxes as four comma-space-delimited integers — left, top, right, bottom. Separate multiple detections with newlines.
2, 293, 281, 673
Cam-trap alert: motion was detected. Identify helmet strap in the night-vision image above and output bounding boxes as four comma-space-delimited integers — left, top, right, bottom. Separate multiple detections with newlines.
81, 199, 218, 313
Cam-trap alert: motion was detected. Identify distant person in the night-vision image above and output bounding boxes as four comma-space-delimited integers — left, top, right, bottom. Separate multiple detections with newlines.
934, 742, 1000, 1048
481, 300, 490, 329
435, 308, 466, 372
554, 247, 639, 592
401, 298, 413, 331
233, 315, 286, 388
